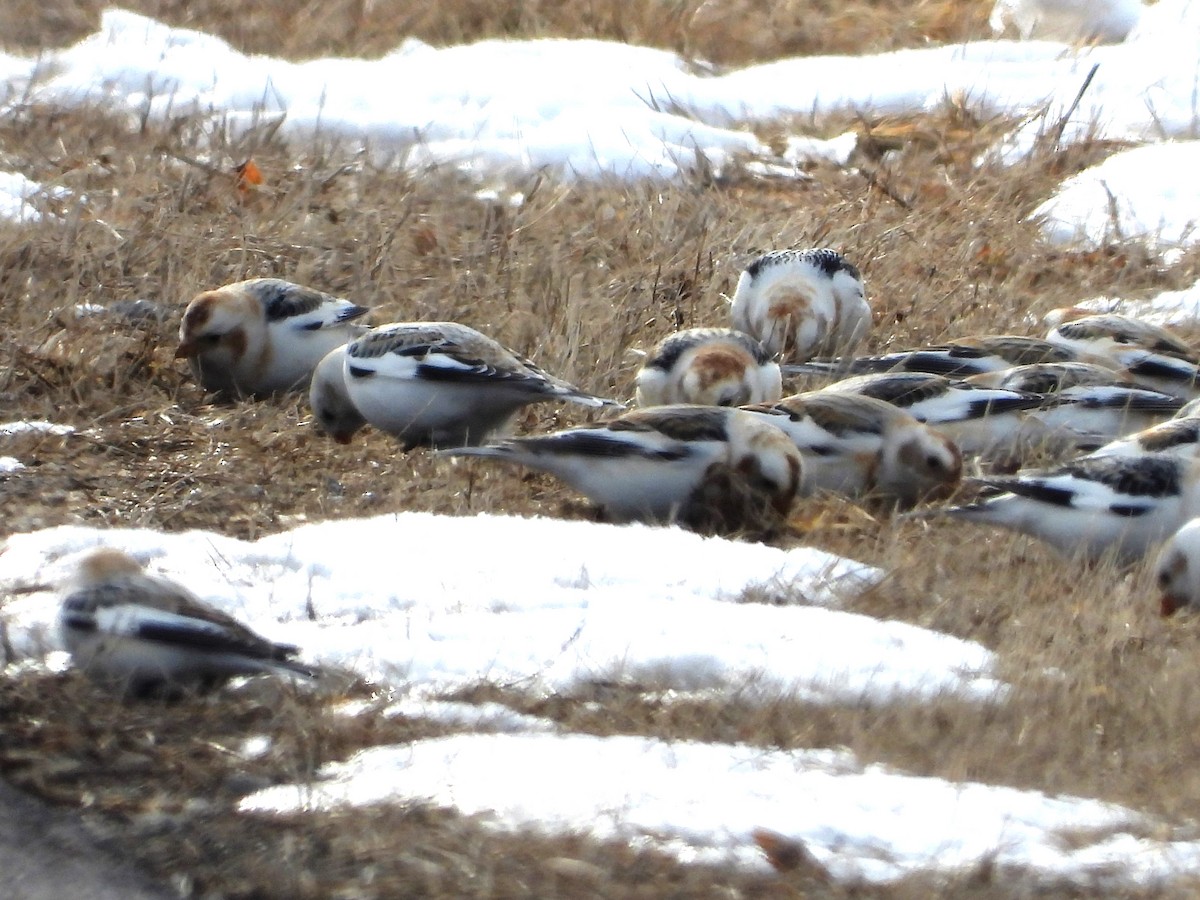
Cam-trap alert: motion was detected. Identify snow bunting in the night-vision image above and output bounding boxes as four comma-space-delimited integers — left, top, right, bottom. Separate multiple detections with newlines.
331, 322, 622, 449
967, 360, 1140, 393
730, 248, 869, 362
922, 455, 1200, 564
967, 361, 1184, 449
742, 391, 962, 507
59, 548, 315, 699
1086, 416, 1200, 461
1045, 310, 1196, 362
820, 371, 1047, 459
1045, 312, 1200, 399
1177, 398, 1200, 420
308, 344, 367, 444
785, 335, 1081, 380
440, 405, 803, 530
635, 327, 782, 407
1155, 518, 1200, 616
177, 278, 370, 396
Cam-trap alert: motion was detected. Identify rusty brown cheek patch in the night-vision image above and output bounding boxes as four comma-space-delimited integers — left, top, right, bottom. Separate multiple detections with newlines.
182, 293, 217, 333
694, 348, 749, 387
226, 326, 247, 361
1168, 552, 1188, 581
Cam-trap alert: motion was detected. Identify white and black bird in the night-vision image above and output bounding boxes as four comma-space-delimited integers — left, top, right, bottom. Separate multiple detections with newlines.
58, 548, 315, 699
785, 335, 1081, 380
1155, 518, 1200, 616
741, 390, 962, 507
634, 327, 782, 408
308, 345, 367, 444
1045, 312, 1200, 400
176, 278, 370, 396
730, 248, 869, 362
819, 371, 1049, 459
1086, 416, 1200, 462
967, 361, 1184, 450
440, 405, 803, 531
917, 454, 1200, 564
313, 322, 622, 449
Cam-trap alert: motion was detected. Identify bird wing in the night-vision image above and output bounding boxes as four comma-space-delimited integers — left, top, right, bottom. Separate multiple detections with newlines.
63, 579, 298, 662
252, 279, 370, 329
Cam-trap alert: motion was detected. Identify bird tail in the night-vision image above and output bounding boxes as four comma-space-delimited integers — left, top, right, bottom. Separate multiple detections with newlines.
270, 644, 322, 679
275, 657, 322, 679
563, 390, 626, 410
780, 358, 855, 378
436, 444, 515, 461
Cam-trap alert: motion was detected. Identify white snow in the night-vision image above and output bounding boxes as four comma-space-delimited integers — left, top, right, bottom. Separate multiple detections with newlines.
1032, 142, 1200, 252
0, 171, 60, 224
0, 513, 1010, 705
242, 731, 1200, 885
1, 5, 1200, 249
0, 421, 77, 437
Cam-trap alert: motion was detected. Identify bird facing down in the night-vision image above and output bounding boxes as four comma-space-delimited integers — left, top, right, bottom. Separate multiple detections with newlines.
309, 345, 367, 444
1045, 312, 1200, 400
1086, 415, 1200, 462
966, 361, 1185, 451
741, 390, 962, 507
1155, 518, 1200, 616
439, 405, 803, 533
59, 548, 315, 699
918, 454, 1200, 565
176, 278, 370, 397
316, 321, 623, 449
785, 335, 1080, 380
819, 370, 1049, 460
635, 328, 782, 408
1044, 309, 1197, 361
730, 248, 869, 363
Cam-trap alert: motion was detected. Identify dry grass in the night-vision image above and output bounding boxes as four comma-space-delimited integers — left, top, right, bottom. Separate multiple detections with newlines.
5, 1, 1200, 897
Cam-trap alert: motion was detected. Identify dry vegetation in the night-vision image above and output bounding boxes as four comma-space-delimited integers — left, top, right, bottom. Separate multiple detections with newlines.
4, 1, 1200, 897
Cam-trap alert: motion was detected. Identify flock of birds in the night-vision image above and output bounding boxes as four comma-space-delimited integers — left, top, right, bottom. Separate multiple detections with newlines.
50, 247, 1200, 698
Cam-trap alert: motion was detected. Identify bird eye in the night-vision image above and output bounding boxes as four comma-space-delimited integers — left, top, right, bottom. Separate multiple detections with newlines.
1158, 568, 1174, 589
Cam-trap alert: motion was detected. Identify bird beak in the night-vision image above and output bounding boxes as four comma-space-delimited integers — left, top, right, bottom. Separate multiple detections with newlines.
1161, 593, 1182, 617
175, 339, 197, 359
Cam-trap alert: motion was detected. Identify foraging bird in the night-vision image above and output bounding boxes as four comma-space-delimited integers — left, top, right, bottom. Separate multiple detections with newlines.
820, 371, 1048, 459
967, 361, 1184, 450
440, 405, 803, 531
176, 278, 370, 396
785, 335, 1080, 380
741, 390, 962, 507
730, 248, 869, 362
917, 454, 1200, 564
318, 322, 622, 449
1045, 312, 1200, 400
1155, 518, 1200, 616
634, 327, 782, 408
1045, 310, 1196, 360
308, 345, 367, 444
58, 548, 314, 699
1087, 415, 1200, 461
